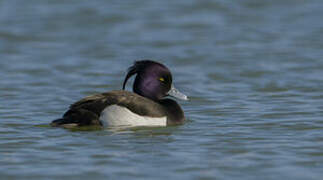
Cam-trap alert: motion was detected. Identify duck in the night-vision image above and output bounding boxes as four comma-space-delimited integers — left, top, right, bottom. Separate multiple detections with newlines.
50, 60, 188, 128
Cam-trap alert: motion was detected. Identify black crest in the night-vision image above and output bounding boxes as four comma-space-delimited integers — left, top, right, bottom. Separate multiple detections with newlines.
122, 60, 165, 90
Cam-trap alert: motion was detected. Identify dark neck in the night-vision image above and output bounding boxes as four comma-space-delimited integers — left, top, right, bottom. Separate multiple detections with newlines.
158, 98, 185, 125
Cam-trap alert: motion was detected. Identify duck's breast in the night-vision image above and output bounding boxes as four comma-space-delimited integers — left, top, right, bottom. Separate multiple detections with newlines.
99, 105, 167, 127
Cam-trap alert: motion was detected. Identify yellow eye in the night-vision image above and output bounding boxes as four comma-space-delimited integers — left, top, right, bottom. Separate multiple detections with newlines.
159, 77, 165, 82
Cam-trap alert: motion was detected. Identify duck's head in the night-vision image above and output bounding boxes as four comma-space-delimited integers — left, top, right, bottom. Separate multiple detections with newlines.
122, 60, 188, 101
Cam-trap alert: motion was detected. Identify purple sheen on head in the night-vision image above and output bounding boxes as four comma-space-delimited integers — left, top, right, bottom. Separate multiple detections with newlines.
123, 60, 173, 101
134, 75, 162, 100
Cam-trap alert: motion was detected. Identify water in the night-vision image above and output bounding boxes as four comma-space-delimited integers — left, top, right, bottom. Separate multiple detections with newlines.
1, 0, 323, 179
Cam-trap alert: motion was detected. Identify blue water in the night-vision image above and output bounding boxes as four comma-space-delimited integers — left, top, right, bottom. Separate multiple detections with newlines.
1, 0, 323, 179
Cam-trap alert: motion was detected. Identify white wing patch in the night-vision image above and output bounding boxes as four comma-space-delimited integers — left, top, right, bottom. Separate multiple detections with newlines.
99, 105, 167, 127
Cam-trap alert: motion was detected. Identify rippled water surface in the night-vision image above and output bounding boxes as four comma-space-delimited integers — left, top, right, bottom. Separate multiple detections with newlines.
1, 0, 323, 179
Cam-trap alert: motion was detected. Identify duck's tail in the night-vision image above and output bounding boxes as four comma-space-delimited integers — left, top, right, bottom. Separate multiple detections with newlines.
50, 118, 68, 126
50, 109, 102, 128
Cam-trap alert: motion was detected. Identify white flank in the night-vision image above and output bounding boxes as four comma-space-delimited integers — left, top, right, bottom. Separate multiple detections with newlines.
99, 105, 167, 127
